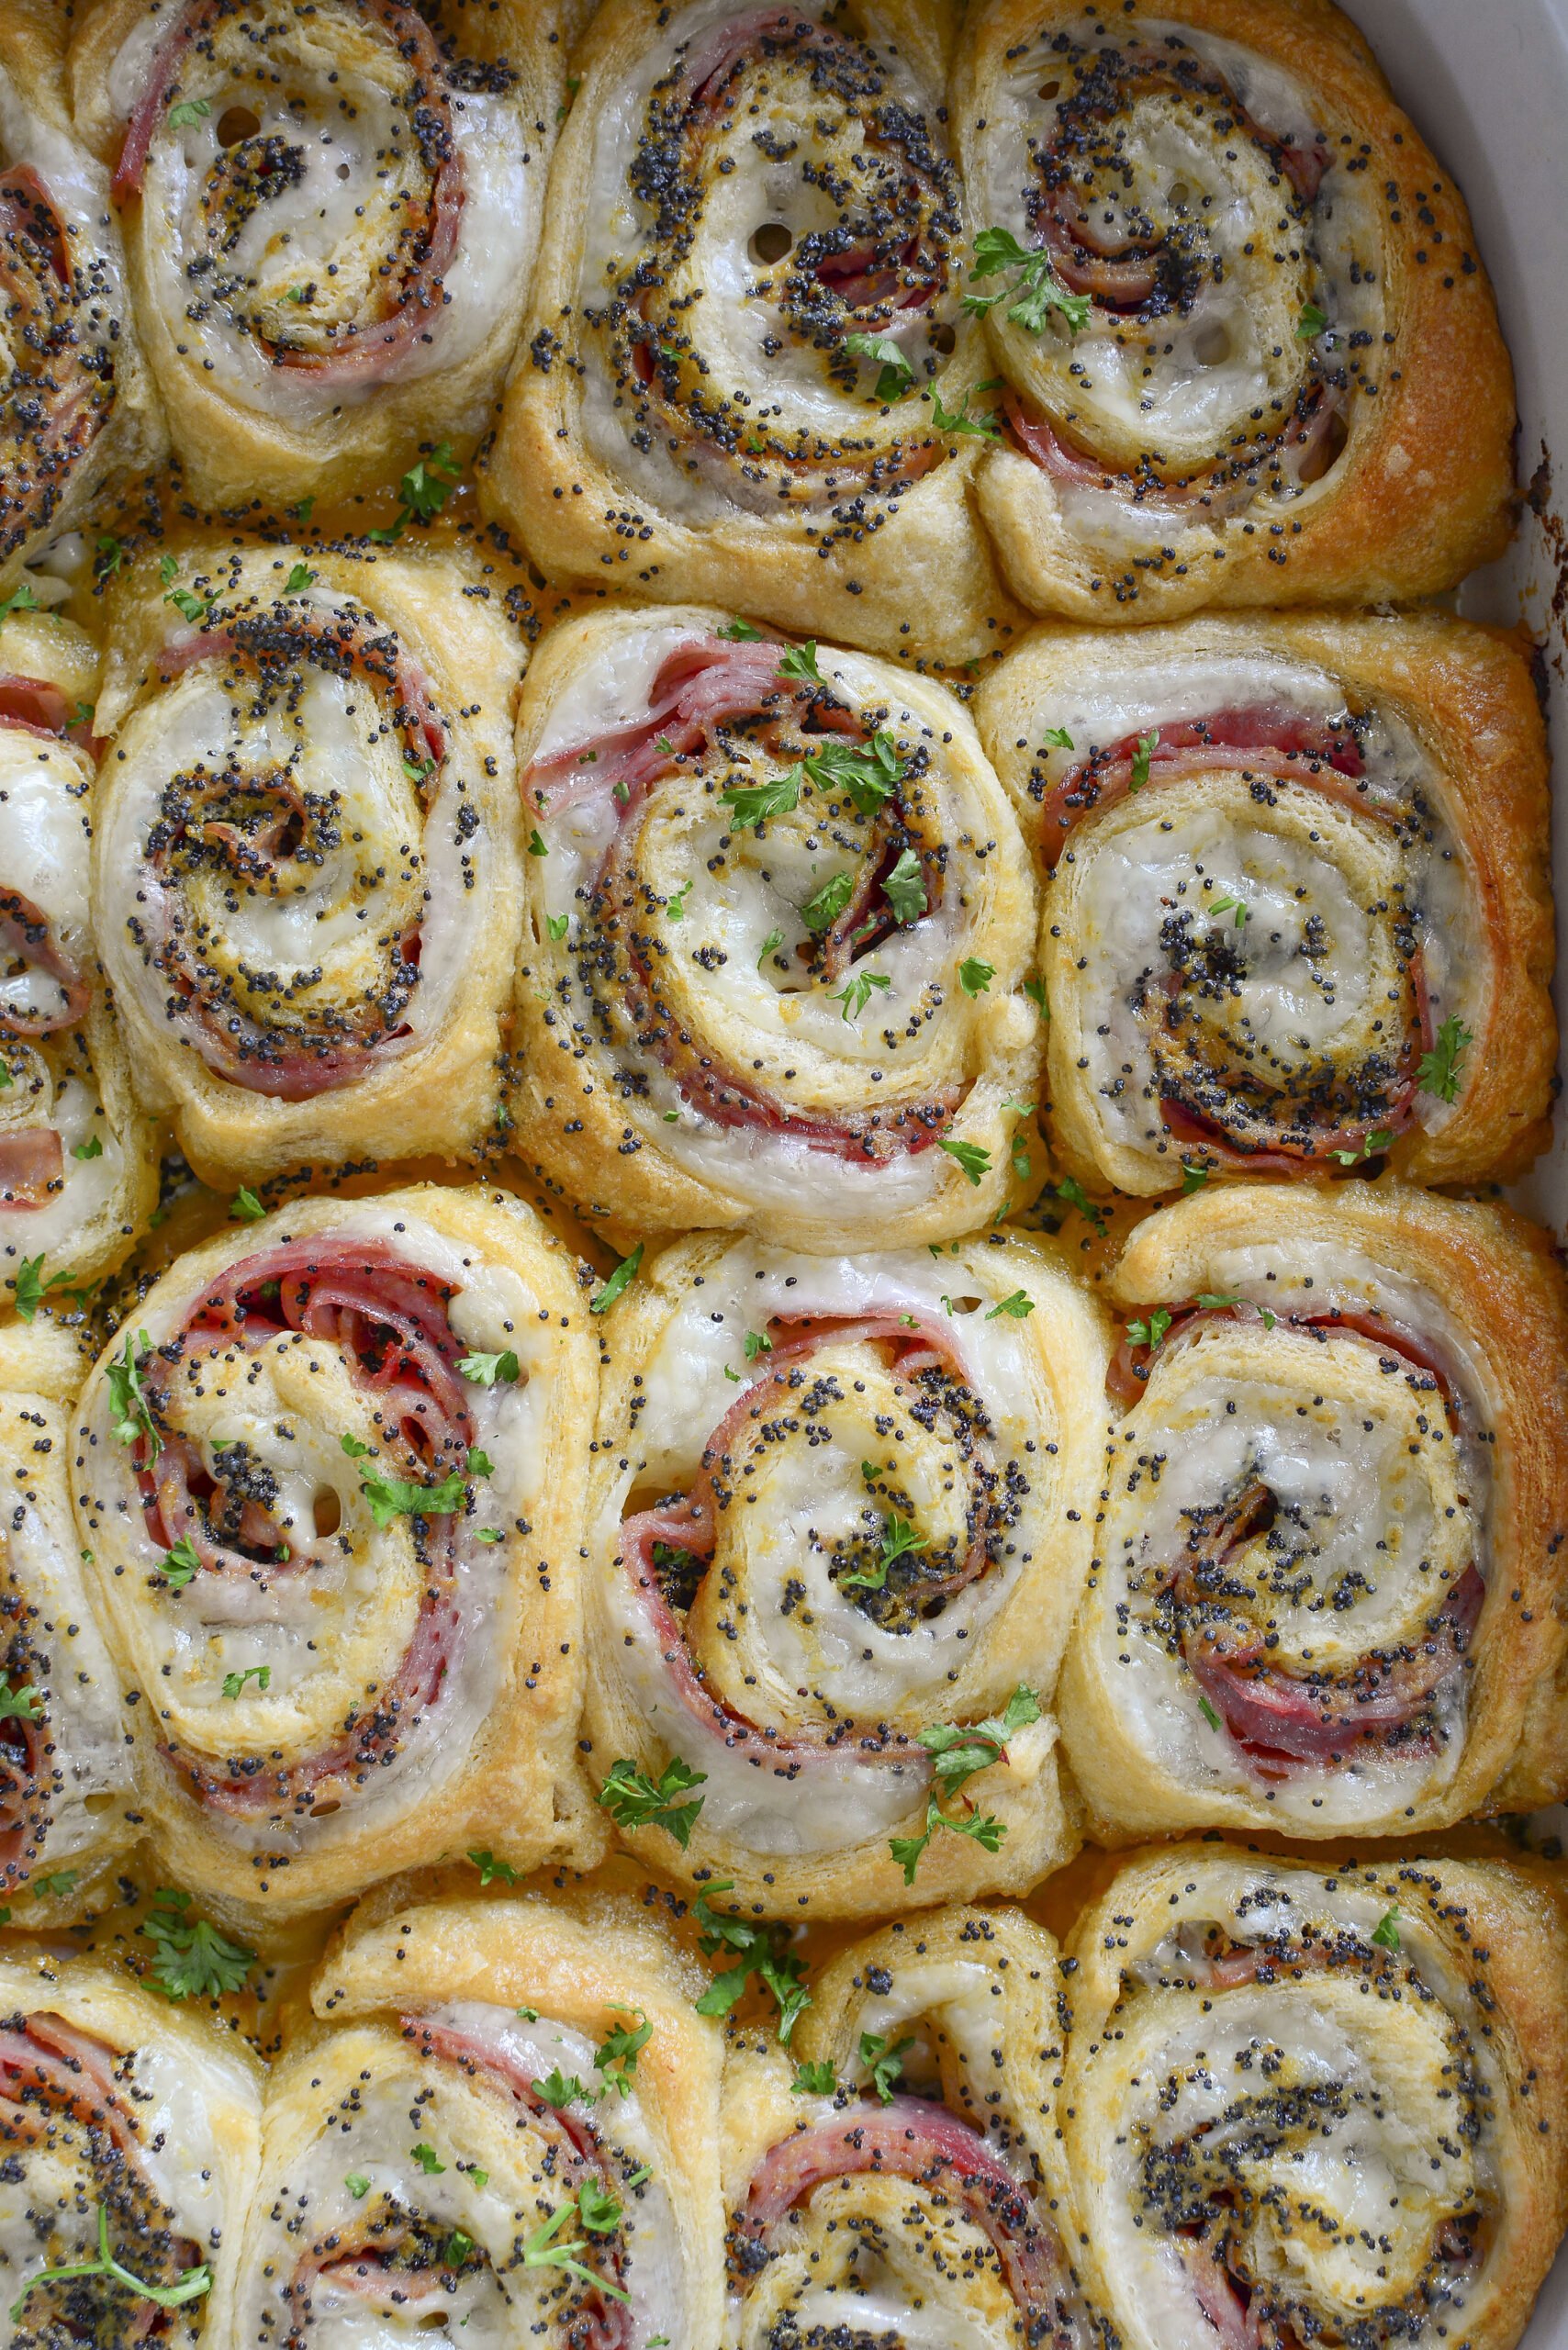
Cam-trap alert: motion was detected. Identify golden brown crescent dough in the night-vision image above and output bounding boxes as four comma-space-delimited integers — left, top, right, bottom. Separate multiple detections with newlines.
70, 1185, 603, 1917
953, 0, 1515, 622
239, 1886, 723, 2348
1058, 1843, 1568, 2350
66, 0, 566, 513
583, 1226, 1105, 1917
1060, 1180, 1568, 1841
92, 538, 522, 1190
482, 0, 1022, 661
974, 611, 1554, 1194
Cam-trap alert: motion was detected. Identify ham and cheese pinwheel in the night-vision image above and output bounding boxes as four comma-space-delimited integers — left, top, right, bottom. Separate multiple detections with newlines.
0, 1324, 133, 1911
975, 613, 1555, 1194
0, 0, 160, 592
0, 1942, 261, 2344
241, 1888, 722, 2350
724, 1906, 1097, 2350
513, 608, 1040, 1251
71, 1187, 600, 1917
70, 0, 564, 512
0, 610, 156, 1302
1058, 1846, 1568, 2350
584, 1230, 1106, 1917
953, 0, 1514, 622
487, 0, 1014, 661
1061, 1181, 1568, 1841
93, 540, 521, 1190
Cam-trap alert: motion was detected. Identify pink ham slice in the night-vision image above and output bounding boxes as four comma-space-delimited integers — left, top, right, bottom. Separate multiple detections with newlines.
739, 2097, 1074, 2333
0, 1127, 64, 1207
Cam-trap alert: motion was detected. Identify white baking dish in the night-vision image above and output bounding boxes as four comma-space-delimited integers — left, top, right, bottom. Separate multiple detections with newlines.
1334, 3, 1568, 2338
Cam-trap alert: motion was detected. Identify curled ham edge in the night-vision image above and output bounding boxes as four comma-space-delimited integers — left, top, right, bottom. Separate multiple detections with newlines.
738, 2094, 1070, 2329
611, 1307, 1015, 1822
139, 1237, 475, 1820
146, 610, 446, 1100
1040, 709, 1432, 1170
0, 165, 112, 527
1108, 1299, 1484, 1775
1, 2013, 207, 2335
526, 632, 963, 1166
110, 0, 465, 390
291, 2014, 637, 2349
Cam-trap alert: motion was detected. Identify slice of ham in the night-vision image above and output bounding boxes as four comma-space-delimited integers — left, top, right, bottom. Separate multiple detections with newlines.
1108, 1294, 1459, 1414
526, 634, 793, 811
1187, 1561, 1484, 1775
114, 0, 465, 390
0, 676, 72, 740
1037, 708, 1365, 870
0, 1127, 64, 1208
1006, 382, 1346, 509
738, 2097, 1071, 2330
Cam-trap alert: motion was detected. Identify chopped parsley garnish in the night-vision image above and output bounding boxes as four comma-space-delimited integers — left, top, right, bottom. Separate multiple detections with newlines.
1129, 730, 1159, 790
160, 1536, 200, 1589
458, 1349, 521, 1386
1056, 1176, 1107, 1236
0, 1683, 39, 1724
367, 442, 460, 543
929, 382, 1002, 438
598, 1755, 706, 1847
338, 1435, 474, 1527
107, 1329, 162, 1457
345, 2173, 370, 2199
938, 1136, 990, 1185
965, 227, 1092, 334
167, 97, 212, 129
717, 617, 763, 641
140, 1888, 253, 2000
692, 1881, 811, 2042
522, 2197, 630, 2303
283, 563, 314, 593
1198, 1695, 1222, 1731
803, 730, 903, 814
595, 2006, 652, 2095
1181, 1162, 1209, 1194
230, 1187, 265, 1222
756, 926, 785, 968
791, 2058, 837, 2096
890, 1686, 1040, 1884
14, 1256, 71, 1324
1207, 893, 1249, 929
220, 1665, 270, 1700
1041, 726, 1074, 751
986, 1289, 1035, 1321
1297, 300, 1328, 338
9, 2204, 211, 2325
1330, 1128, 1394, 1167
882, 849, 926, 923
743, 1329, 773, 1361
722, 770, 801, 827
1371, 1905, 1402, 1952
1417, 1014, 1473, 1103
958, 958, 993, 996
467, 1848, 521, 1886
547, 912, 570, 941
1126, 1307, 1172, 1349
834, 969, 890, 1022
776, 641, 824, 686
410, 2143, 446, 2175
591, 1243, 644, 1315
801, 870, 855, 934
533, 2068, 590, 2110
844, 330, 913, 402
159, 556, 208, 626
841, 1512, 927, 1592
0, 581, 38, 628
73, 1135, 104, 1160
860, 2030, 914, 2104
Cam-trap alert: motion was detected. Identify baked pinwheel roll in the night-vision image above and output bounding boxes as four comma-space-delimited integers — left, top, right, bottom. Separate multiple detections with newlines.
241, 1886, 722, 2349
724, 1904, 1096, 2349
0, 1940, 262, 2342
1061, 1181, 1568, 1840
584, 1229, 1106, 1917
1059, 1845, 1568, 2350
94, 540, 522, 1190
0, 1324, 133, 1909
0, 0, 160, 591
69, 0, 564, 514
952, 0, 1514, 622
513, 608, 1040, 1250
975, 613, 1554, 1192
0, 610, 158, 1301
70, 1185, 600, 1916
486, 0, 1015, 660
